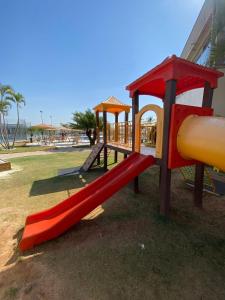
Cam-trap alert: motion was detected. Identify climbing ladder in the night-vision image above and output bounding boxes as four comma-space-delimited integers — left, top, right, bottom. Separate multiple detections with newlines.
58, 143, 104, 176
81, 143, 104, 171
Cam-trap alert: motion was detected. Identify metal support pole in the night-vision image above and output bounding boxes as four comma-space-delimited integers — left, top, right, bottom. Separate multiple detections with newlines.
159, 80, 177, 216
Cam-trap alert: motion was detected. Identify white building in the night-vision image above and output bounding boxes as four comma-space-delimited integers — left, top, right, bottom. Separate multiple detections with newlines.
177, 0, 225, 117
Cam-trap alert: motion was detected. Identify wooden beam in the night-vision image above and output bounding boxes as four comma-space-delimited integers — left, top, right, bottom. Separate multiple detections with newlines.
132, 91, 139, 193
103, 111, 108, 171
132, 92, 139, 152
95, 111, 100, 165
106, 144, 132, 154
159, 79, 177, 216
124, 112, 129, 145
124, 112, 129, 159
114, 112, 119, 163
194, 82, 214, 208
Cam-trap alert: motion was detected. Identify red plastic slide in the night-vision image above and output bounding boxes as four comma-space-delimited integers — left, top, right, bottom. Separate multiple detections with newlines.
19, 153, 155, 251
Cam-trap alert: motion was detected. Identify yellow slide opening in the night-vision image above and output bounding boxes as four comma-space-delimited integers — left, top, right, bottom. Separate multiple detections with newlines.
177, 116, 225, 172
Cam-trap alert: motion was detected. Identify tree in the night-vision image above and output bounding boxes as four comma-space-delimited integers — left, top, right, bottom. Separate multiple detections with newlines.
0, 84, 14, 149
7, 92, 25, 148
207, 0, 225, 67
70, 109, 103, 146
0, 100, 12, 149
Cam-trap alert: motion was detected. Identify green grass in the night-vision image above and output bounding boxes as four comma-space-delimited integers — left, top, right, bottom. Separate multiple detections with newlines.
4, 287, 19, 299
0, 150, 225, 299
0, 145, 57, 154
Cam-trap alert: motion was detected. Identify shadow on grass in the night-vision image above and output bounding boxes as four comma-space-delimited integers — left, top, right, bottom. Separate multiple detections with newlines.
29, 176, 85, 196
29, 167, 107, 196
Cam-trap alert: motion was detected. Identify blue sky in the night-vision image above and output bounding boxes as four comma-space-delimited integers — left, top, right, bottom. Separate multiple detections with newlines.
1, 0, 205, 125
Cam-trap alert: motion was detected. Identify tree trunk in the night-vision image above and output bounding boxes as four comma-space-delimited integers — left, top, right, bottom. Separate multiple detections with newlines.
0, 113, 7, 149
86, 129, 96, 146
2, 113, 10, 149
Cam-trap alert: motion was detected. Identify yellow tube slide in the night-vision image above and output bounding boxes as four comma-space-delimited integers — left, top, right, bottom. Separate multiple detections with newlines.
177, 115, 225, 172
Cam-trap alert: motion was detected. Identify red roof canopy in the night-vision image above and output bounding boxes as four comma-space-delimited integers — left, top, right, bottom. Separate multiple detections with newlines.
126, 55, 224, 99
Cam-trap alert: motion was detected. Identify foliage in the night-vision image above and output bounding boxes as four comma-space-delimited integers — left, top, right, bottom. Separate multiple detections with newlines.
70, 109, 103, 146
0, 84, 14, 149
6, 92, 26, 148
0, 84, 25, 149
208, 0, 225, 67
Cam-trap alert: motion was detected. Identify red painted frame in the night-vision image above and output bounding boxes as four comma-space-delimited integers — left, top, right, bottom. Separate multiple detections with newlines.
168, 104, 213, 169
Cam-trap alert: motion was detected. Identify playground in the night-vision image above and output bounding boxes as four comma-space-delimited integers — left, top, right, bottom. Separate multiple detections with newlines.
0, 56, 225, 298
0, 150, 225, 299
16, 56, 225, 251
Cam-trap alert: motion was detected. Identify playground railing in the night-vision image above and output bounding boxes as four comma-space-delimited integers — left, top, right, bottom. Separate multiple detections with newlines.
106, 121, 156, 149
106, 121, 132, 148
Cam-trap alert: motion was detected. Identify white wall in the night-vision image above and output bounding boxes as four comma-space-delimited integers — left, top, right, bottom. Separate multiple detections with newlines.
176, 88, 203, 107
212, 68, 225, 117
175, 68, 225, 117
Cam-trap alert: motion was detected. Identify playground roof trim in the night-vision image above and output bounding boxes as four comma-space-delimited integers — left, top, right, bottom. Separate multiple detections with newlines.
126, 55, 224, 99
93, 96, 131, 114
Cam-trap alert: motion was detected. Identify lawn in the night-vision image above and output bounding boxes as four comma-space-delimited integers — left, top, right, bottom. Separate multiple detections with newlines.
0, 150, 225, 299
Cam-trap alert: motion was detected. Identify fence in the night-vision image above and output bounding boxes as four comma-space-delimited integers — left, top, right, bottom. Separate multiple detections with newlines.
0, 121, 27, 142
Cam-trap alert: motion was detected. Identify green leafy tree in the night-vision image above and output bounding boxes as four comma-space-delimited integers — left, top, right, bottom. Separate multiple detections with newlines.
0, 84, 14, 149
70, 109, 103, 146
208, 0, 225, 67
0, 100, 12, 149
7, 92, 26, 148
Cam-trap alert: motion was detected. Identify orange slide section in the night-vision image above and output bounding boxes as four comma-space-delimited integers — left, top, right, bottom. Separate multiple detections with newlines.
20, 153, 155, 251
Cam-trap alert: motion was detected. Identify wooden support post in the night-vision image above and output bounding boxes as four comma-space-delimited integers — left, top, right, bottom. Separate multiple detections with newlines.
132, 91, 139, 193
194, 82, 214, 208
159, 80, 177, 216
124, 112, 129, 159
96, 111, 101, 165
103, 111, 108, 171
114, 112, 119, 163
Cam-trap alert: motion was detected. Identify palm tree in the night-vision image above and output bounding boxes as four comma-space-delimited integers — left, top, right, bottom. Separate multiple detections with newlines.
7, 92, 25, 148
70, 109, 103, 146
0, 84, 14, 149
0, 100, 12, 149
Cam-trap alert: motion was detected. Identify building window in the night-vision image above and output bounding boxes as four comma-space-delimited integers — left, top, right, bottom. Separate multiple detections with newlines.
196, 41, 212, 66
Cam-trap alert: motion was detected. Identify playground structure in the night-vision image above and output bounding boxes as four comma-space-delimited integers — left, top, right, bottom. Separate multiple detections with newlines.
94, 56, 224, 214
20, 55, 225, 251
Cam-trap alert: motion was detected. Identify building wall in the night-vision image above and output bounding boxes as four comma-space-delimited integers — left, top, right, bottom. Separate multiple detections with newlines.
176, 69, 225, 117
176, 89, 203, 107
213, 68, 225, 116
179, 0, 225, 116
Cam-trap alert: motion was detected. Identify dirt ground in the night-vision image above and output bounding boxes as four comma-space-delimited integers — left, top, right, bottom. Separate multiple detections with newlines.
0, 152, 225, 300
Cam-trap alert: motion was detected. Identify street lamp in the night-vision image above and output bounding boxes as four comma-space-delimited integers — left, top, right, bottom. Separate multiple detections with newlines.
40, 110, 43, 124
50, 115, 53, 126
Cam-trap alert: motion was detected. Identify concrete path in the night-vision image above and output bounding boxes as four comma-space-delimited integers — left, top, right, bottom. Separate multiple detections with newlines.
0, 151, 53, 160
0, 147, 90, 160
